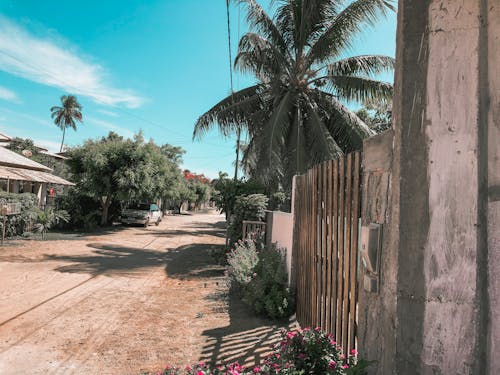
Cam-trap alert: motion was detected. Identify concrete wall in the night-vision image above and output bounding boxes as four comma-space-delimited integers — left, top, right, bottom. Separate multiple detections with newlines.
487, 1, 500, 372
358, 129, 397, 374
372, 1, 499, 374
266, 210, 294, 285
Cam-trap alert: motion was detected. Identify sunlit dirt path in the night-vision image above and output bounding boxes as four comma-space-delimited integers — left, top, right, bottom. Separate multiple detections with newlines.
0, 211, 294, 375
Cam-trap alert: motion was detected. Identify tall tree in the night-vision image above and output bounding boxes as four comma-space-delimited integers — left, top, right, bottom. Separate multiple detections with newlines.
194, 0, 395, 186
50, 95, 83, 152
66, 132, 181, 225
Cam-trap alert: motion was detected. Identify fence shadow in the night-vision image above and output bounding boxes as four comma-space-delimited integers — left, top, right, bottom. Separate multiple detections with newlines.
198, 291, 297, 368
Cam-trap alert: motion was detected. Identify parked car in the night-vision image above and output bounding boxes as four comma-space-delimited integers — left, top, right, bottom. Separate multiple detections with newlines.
121, 203, 162, 227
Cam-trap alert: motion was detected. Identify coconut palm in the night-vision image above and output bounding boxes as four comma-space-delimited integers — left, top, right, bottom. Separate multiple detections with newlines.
194, 0, 395, 185
50, 95, 83, 152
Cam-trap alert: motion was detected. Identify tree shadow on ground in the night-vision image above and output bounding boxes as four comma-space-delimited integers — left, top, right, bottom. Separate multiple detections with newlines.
134, 221, 227, 239
163, 243, 226, 280
199, 291, 297, 368
42, 243, 170, 277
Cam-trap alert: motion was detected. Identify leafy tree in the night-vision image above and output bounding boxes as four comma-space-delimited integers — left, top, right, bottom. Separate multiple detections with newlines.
66, 132, 181, 225
50, 95, 83, 152
355, 98, 392, 133
194, 0, 394, 186
171, 178, 197, 213
211, 172, 265, 219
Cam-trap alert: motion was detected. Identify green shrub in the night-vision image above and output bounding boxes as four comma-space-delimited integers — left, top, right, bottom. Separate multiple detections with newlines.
243, 243, 293, 320
227, 193, 268, 245
32, 208, 70, 239
56, 187, 121, 230
226, 239, 260, 287
0, 192, 37, 237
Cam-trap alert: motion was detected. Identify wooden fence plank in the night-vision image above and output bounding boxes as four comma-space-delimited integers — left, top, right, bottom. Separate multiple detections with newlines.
342, 154, 353, 351
349, 151, 361, 352
336, 156, 345, 341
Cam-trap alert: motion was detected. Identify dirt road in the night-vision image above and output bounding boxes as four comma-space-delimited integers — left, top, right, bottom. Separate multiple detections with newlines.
0, 211, 291, 375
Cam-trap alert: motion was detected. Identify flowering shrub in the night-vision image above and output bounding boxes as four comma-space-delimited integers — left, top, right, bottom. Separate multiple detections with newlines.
156, 329, 372, 375
227, 240, 260, 286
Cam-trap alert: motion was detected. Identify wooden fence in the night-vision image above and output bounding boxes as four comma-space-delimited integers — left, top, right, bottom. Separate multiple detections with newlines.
294, 151, 361, 353
242, 220, 266, 241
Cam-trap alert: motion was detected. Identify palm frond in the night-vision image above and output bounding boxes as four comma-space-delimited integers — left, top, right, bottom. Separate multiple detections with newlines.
312, 90, 375, 149
307, 0, 395, 64
238, 0, 290, 58
258, 90, 294, 169
303, 95, 343, 164
325, 55, 395, 77
324, 75, 393, 103
193, 84, 264, 139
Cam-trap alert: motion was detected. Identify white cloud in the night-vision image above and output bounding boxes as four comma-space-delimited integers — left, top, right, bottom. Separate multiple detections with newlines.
96, 109, 119, 117
0, 86, 20, 103
0, 16, 144, 108
88, 117, 135, 139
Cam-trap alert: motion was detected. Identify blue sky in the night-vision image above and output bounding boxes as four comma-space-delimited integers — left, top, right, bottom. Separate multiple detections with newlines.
0, 1, 397, 179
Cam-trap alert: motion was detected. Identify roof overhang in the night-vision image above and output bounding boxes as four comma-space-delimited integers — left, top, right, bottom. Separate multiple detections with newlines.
0, 166, 74, 186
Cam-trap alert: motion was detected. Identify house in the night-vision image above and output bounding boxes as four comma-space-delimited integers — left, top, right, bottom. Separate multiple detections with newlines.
0, 146, 73, 208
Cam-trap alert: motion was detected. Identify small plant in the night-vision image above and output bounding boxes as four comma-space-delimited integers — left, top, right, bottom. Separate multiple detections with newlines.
226, 239, 260, 287
32, 208, 70, 239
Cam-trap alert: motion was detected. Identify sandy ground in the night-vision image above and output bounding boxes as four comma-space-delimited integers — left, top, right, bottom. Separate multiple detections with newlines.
0, 211, 294, 375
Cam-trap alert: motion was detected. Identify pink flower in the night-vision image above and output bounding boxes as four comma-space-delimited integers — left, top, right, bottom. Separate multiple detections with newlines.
328, 361, 337, 369
197, 371, 204, 375
350, 349, 357, 355
287, 331, 297, 339
314, 327, 322, 332
253, 366, 261, 373
343, 364, 349, 369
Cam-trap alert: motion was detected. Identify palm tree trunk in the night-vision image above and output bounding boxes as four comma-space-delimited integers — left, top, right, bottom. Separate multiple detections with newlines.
59, 127, 66, 153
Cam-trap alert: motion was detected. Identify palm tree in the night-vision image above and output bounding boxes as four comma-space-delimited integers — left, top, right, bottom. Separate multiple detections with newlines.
50, 95, 83, 152
194, 0, 395, 186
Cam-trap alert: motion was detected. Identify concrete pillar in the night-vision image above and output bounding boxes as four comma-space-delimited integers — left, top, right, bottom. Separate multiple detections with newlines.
358, 130, 397, 374
387, 1, 498, 374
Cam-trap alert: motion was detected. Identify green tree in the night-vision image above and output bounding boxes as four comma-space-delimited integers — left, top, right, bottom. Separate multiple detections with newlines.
66, 132, 181, 225
50, 95, 83, 152
355, 98, 392, 133
211, 172, 265, 219
194, 0, 394, 186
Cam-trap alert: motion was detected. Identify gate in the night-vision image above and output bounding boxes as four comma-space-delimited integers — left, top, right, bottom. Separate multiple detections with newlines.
294, 151, 361, 353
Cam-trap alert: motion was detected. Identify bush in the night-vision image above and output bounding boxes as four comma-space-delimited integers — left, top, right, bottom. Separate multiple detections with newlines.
0, 192, 37, 237
226, 239, 260, 287
227, 193, 268, 245
156, 328, 372, 375
56, 187, 121, 230
243, 243, 293, 320
226, 239, 293, 320
264, 328, 370, 374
